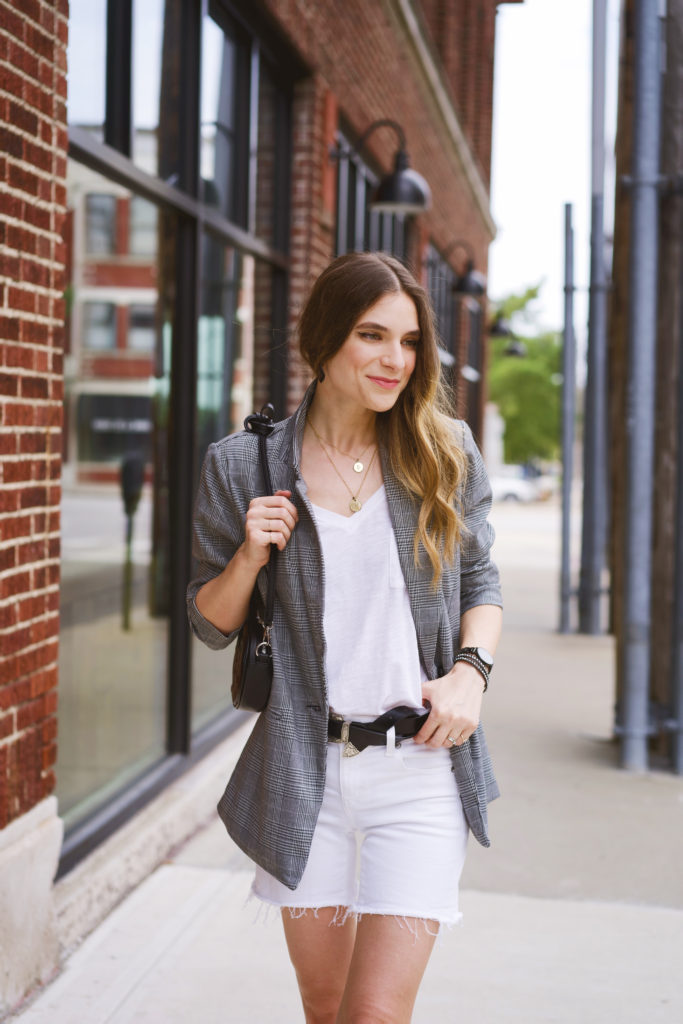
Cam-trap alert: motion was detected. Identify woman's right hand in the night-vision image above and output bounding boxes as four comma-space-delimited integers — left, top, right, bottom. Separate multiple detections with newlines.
242, 489, 299, 568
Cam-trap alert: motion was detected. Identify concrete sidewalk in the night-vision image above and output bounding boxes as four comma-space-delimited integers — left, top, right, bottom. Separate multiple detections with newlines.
9, 501, 683, 1022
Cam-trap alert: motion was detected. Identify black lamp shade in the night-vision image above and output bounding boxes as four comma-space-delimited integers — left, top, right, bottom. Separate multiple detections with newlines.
453, 264, 487, 296
370, 150, 432, 215
489, 315, 513, 337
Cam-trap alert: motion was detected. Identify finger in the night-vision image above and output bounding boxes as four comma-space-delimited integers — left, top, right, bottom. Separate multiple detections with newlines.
413, 714, 442, 746
262, 509, 297, 531
251, 494, 297, 514
420, 714, 468, 749
255, 498, 298, 525
247, 504, 297, 534
448, 731, 467, 747
271, 491, 298, 515
425, 724, 454, 749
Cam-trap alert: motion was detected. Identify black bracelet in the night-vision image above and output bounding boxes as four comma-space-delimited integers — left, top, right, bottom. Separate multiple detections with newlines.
452, 653, 489, 692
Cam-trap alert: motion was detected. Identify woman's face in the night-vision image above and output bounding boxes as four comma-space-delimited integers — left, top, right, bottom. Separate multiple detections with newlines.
321, 291, 420, 414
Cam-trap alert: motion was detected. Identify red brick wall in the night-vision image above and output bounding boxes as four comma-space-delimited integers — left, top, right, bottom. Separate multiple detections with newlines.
284, 74, 335, 412
0, 0, 68, 829
416, 1, 524, 182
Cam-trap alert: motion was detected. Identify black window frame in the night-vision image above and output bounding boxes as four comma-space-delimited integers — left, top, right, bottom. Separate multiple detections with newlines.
425, 243, 458, 359
334, 127, 406, 259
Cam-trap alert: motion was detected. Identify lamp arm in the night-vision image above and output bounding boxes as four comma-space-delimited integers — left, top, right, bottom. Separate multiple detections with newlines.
443, 238, 475, 267
330, 119, 408, 163
355, 119, 407, 153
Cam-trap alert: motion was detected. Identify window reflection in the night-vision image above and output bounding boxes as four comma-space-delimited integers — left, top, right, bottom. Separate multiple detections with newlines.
132, 0, 182, 180
67, 0, 107, 139
57, 160, 173, 828
129, 197, 159, 258
128, 305, 157, 352
82, 301, 116, 351
85, 195, 117, 255
200, 10, 245, 221
192, 242, 262, 730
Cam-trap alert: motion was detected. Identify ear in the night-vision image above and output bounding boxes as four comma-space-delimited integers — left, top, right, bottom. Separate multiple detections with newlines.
318, 368, 326, 383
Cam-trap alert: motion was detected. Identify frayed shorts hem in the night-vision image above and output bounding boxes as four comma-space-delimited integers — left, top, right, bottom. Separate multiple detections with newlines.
248, 884, 464, 933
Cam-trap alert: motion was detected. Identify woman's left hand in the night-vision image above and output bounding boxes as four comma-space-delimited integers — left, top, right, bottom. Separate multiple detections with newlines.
413, 662, 486, 749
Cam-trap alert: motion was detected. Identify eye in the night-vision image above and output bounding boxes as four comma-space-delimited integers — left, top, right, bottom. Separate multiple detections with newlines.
402, 336, 420, 347
358, 330, 382, 341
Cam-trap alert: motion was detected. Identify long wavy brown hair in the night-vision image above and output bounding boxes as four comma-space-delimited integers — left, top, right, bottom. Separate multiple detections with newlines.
298, 251, 468, 586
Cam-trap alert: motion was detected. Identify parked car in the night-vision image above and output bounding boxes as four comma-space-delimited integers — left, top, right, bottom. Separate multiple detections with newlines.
489, 465, 541, 503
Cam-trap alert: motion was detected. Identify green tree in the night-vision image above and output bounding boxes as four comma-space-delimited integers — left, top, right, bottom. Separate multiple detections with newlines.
487, 289, 562, 464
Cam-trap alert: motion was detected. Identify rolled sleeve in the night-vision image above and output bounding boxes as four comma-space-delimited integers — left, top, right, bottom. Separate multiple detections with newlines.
459, 422, 503, 613
186, 441, 245, 651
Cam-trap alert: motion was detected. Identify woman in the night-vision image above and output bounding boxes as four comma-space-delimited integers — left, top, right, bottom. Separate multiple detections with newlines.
188, 251, 502, 1023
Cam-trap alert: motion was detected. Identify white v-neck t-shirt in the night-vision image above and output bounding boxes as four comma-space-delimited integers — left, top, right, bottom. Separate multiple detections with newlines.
310, 485, 427, 718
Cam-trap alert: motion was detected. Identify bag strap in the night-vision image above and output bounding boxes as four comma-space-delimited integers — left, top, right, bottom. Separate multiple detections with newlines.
244, 405, 277, 628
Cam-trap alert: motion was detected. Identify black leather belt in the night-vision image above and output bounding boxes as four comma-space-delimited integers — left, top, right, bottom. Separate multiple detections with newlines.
328, 705, 429, 757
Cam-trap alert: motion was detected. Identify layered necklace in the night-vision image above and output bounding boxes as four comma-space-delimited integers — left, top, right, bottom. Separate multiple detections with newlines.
308, 418, 378, 514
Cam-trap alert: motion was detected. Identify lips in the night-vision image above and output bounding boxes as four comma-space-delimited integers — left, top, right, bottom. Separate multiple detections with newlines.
368, 376, 401, 389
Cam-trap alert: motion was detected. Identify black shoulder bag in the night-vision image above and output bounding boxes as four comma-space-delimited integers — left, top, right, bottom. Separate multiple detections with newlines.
231, 405, 277, 712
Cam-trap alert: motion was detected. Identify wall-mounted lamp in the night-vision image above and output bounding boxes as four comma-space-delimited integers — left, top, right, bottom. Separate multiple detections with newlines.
443, 240, 487, 296
330, 119, 432, 215
489, 313, 512, 337
489, 313, 527, 357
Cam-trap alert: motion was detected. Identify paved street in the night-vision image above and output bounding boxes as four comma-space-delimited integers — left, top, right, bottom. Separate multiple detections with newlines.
9, 497, 683, 1023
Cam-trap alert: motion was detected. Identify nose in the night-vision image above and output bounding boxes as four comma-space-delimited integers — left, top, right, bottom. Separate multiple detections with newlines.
379, 338, 405, 370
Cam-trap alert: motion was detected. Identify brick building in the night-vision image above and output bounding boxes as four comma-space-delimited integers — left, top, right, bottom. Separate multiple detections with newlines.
0, 0, 521, 1009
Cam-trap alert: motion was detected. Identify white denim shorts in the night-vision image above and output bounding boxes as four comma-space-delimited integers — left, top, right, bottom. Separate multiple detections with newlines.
252, 737, 469, 927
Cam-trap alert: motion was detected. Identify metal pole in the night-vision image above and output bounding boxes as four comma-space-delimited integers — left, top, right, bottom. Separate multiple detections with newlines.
620, 0, 662, 771
579, 0, 609, 634
559, 204, 576, 634
672, 190, 683, 774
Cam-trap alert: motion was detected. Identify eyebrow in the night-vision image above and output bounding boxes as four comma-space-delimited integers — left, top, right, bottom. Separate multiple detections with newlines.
356, 320, 420, 336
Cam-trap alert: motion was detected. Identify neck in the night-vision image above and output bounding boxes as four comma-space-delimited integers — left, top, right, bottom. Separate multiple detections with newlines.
307, 390, 377, 451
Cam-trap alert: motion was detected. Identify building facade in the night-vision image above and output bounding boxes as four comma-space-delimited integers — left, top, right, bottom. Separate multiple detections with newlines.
0, 0, 520, 1008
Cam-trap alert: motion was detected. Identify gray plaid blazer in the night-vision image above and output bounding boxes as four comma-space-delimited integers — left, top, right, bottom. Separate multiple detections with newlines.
187, 381, 503, 890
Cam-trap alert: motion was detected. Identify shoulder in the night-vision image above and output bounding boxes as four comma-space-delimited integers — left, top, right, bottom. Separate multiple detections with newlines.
204, 411, 295, 474
209, 411, 292, 453
445, 417, 481, 460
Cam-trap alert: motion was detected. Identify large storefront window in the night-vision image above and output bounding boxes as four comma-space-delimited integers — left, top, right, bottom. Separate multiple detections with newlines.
58, 161, 174, 829
62, 0, 294, 864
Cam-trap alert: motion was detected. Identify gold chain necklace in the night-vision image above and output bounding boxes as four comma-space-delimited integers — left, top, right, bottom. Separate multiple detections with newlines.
312, 430, 379, 513
307, 417, 374, 474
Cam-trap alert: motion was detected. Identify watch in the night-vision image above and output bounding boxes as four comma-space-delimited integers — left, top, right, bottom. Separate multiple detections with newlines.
458, 646, 494, 672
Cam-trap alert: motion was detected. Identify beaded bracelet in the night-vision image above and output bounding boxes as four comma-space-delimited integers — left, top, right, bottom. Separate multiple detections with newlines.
452, 653, 489, 692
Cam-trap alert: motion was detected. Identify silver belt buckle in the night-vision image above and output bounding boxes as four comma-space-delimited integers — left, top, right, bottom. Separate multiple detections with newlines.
330, 712, 361, 758
340, 720, 360, 758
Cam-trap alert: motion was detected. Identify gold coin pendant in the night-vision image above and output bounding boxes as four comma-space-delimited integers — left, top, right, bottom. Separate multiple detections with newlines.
353, 461, 364, 473
349, 497, 362, 513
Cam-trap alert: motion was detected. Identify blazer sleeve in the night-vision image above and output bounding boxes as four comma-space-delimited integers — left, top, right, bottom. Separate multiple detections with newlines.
459, 421, 503, 614
186, 441, 246, 650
